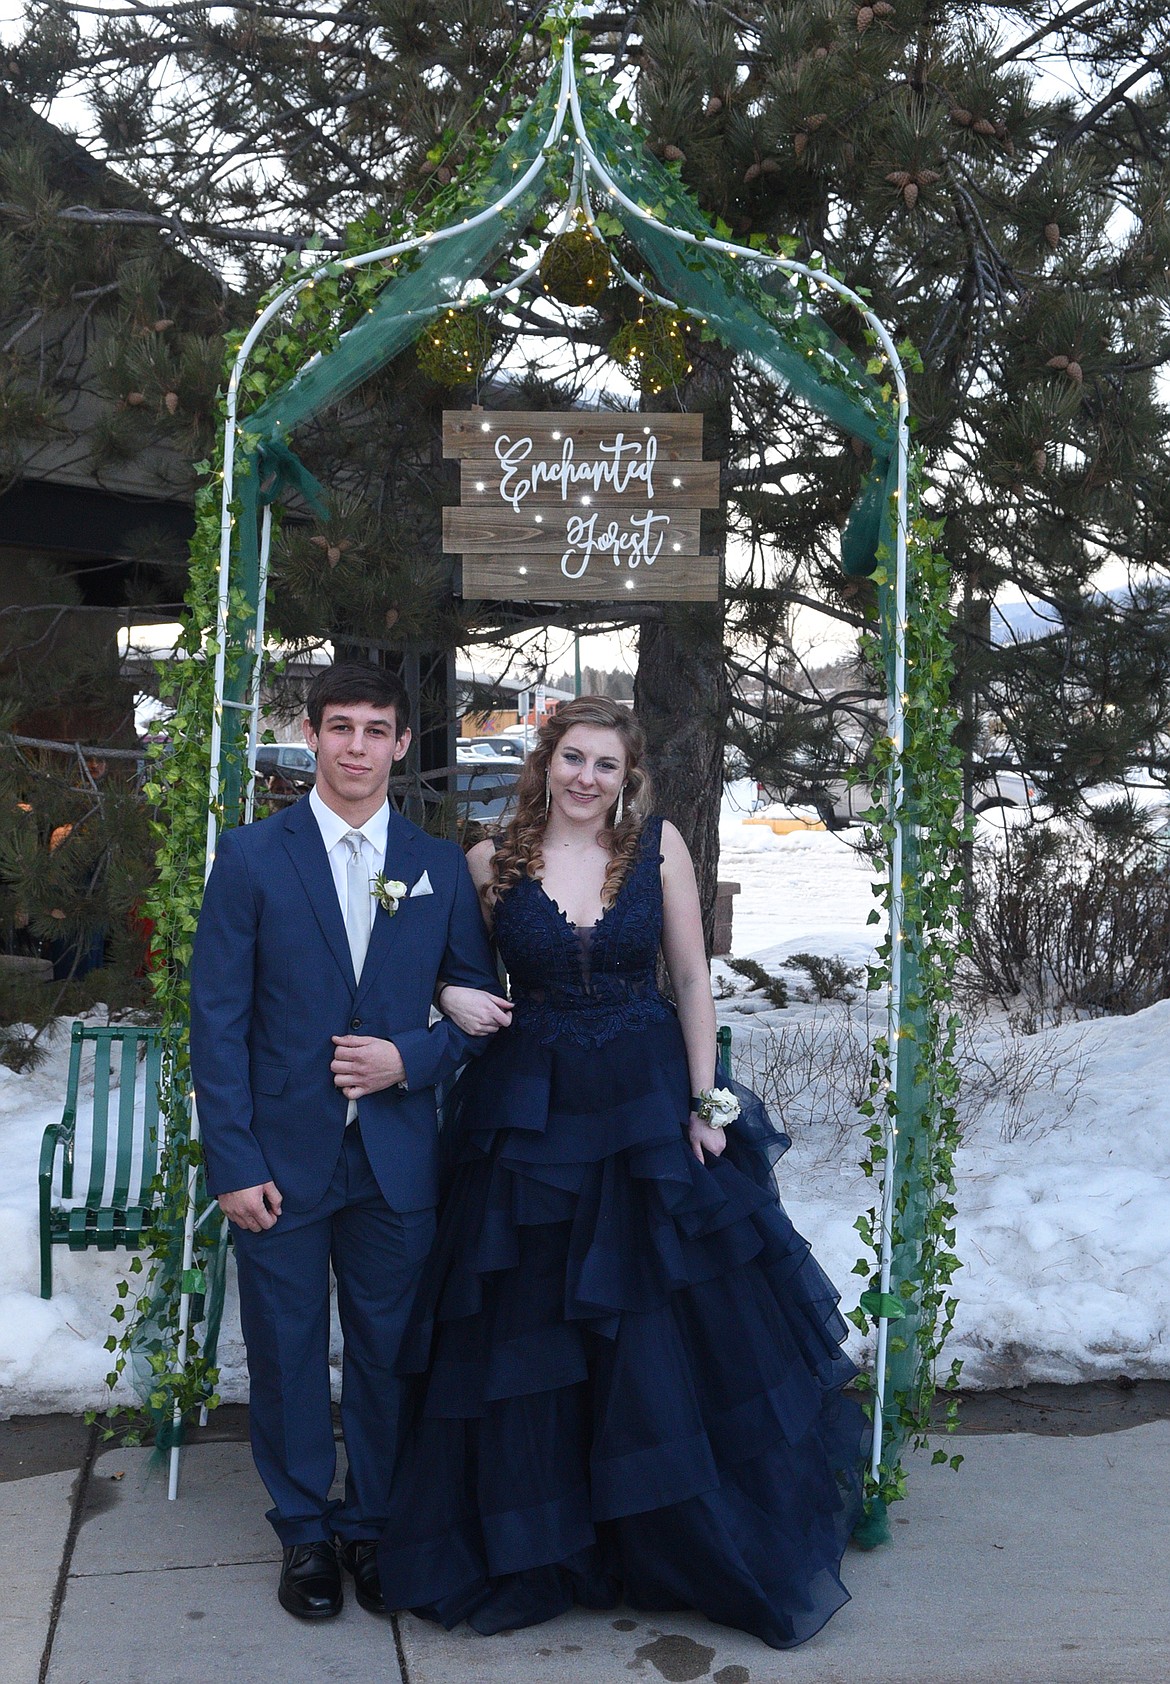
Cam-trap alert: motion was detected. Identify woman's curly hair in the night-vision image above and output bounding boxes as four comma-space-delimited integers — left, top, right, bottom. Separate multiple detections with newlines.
486, 696, 653, 913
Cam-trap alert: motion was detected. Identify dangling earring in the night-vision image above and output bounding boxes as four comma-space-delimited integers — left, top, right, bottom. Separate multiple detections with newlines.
614, 784, 625, 826
544, 769, 551, 818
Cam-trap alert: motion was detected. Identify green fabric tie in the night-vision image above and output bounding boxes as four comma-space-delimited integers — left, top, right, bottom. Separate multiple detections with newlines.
859, 1289, 908, 1322
853, 1496, 891, 1550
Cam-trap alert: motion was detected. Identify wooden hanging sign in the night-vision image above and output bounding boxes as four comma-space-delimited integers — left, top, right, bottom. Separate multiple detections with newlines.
442, 408, 720, 601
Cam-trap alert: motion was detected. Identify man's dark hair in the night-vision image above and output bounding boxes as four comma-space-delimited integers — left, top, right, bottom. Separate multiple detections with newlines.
305, 663, 411, 735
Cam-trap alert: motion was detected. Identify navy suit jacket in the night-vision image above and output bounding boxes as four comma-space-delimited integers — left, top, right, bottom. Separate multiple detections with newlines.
188, 795, 499, 1214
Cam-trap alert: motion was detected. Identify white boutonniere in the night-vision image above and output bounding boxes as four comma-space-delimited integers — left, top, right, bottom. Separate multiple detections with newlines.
692, 1086, 741, 1128
372, 872, 408, 916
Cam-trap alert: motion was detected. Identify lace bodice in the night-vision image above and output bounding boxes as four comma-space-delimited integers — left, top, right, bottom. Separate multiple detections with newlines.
493, 816, 674, 1047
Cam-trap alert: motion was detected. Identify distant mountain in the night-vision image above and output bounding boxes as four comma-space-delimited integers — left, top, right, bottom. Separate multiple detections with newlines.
991, 588, 1130, 646
991, 599, 1061, 644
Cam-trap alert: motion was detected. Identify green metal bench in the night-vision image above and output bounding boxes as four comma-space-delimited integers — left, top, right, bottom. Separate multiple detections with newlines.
39, 1022, 165, 1300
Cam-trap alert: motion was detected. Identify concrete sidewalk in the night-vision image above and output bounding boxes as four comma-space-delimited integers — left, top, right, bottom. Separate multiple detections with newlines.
4, 1397, 1170, 1684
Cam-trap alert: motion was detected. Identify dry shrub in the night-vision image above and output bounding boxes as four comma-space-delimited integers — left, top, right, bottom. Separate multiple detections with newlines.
731, 1001, 873, 1159
956, 1005, 1090, 1142
968, 820, 1170, 1021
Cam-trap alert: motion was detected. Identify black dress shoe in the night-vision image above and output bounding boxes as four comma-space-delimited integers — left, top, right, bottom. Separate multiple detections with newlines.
338, 1539, 386, 1613
278, 1541, 343, 1619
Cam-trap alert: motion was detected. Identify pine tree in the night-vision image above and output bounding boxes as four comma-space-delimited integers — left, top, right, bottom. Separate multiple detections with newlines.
4, 0, 1169, 943
625, 0, 1170, 821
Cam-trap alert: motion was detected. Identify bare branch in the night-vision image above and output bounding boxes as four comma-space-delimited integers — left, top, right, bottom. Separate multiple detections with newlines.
993, 0, 1108, 68
0, 199, 347, 252
5, 733, 145, 761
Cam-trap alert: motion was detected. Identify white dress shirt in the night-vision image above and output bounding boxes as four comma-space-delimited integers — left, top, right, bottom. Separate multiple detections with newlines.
309, 788, 391, 1123
309, 786, 390, 931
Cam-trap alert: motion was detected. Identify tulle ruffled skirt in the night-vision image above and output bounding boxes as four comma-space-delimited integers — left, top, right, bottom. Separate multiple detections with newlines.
377, 1013, 868, 1649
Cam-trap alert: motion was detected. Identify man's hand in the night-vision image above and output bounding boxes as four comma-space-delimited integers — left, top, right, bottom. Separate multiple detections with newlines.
218, 1182, 283, 1232
331, 1035, 407, 1099
437, 984, 513, 1036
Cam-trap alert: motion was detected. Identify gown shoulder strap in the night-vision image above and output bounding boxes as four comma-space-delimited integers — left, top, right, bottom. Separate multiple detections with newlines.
640, 813, 666, 861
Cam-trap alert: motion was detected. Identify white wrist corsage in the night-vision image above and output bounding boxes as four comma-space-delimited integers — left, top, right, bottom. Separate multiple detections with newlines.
691, 1087, 740, 1129
372, 873, 408, 916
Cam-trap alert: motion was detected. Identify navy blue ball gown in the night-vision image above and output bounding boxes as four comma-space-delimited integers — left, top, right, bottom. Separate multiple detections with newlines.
377, 817, 868, 1648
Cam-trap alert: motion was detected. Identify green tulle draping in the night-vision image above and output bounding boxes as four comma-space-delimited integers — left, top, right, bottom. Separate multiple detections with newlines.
216, 76, 560, 821
574, 80, 892, 460
243, 75, 559, 449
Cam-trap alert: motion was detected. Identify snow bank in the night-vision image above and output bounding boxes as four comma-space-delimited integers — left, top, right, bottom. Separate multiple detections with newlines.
715, 813, 1170, 1390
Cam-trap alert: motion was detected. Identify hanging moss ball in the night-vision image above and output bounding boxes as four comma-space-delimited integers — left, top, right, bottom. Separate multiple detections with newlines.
415, 310, 493, 386
608, 310, 693, 394
539, 227, 612, 307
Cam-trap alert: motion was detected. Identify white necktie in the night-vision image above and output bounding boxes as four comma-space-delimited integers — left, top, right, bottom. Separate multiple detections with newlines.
343, 831, 373, 982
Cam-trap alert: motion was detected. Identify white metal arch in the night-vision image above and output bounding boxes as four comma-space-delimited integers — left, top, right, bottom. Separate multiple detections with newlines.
174, 20, 911, 1500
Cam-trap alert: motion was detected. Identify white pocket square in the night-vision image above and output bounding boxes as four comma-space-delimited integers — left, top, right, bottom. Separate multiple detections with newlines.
409, 870, 434, 898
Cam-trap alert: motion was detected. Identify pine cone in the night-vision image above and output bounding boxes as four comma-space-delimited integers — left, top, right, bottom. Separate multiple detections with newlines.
856, 5, 875, 29
794, 132, 809, 158
164, 391, 179, 414
1046, 354, 1070, 369
1032, 446, 1047, 473
435, 166, 452, 184
384, 607, 399, 629
760, 157, 782, 173
663, 144, 686, 162
704, 96, 723, 117
918, 169, 942, 185
812, 45, 830, 58
950, 107, 973, 126
1065, 360, 1083, 383
152, 318, 174, 332
126, 392, 146, 406
873, 2, 895, 12
806, 112, 827, 131
886, 170, 911, 187
973, 117, 996, 137
902, 181, 919, 207
744, 161, 762, 182
1044, 221, 1061, 248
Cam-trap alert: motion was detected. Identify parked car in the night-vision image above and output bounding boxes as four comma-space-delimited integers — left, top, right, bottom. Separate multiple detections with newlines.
768, 765, 1039, 829
455, 762, 521, 822
467, 737, 526, 761
972, 769, 1037, 812
254, 743, 317, 790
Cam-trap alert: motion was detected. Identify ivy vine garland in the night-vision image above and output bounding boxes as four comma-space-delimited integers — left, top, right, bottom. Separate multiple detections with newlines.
849, 462, 967, 1523
415, 308, 494, 386
539, 224, 612, 305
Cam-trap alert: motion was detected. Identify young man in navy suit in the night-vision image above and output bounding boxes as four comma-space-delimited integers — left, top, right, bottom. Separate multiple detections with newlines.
190, 663, 508, 1619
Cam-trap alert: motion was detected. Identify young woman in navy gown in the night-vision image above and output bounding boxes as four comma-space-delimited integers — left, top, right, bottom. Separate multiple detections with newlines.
377, 696, 867, 1647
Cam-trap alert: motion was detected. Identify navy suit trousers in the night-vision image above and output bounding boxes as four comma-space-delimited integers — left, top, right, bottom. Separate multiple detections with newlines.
232, 1123, 435, 1547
